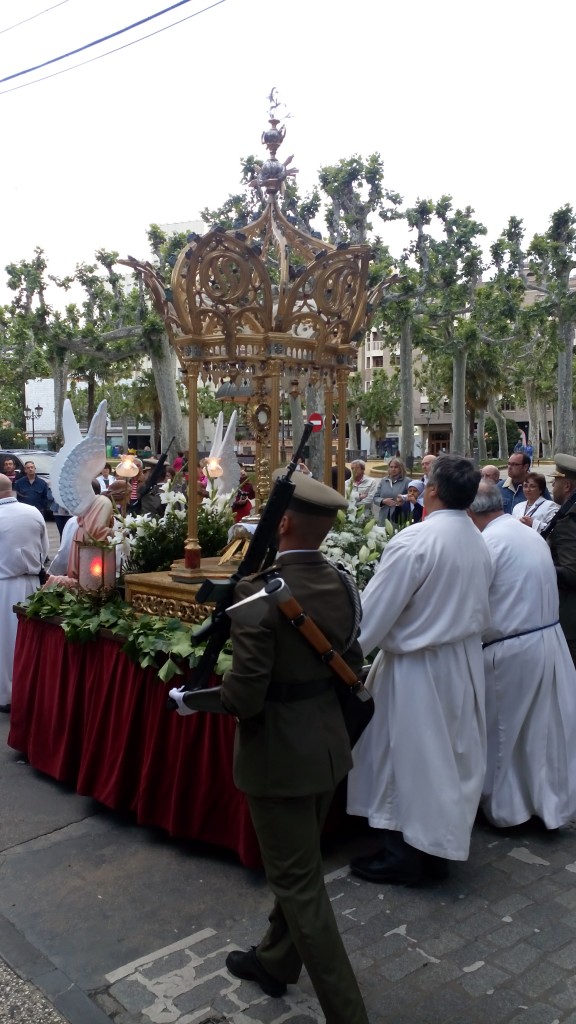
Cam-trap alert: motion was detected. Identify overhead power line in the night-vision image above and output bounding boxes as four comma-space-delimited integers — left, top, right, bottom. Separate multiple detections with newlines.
0, 0, 197, 84
0, 0, 227, 97
0, 1, 71, 37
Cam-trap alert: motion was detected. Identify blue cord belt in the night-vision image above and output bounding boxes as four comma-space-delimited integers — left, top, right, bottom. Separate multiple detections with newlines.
482, 620, 559, 649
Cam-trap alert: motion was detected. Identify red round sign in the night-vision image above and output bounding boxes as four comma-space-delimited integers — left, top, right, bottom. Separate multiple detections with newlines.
308, 413, 324, 433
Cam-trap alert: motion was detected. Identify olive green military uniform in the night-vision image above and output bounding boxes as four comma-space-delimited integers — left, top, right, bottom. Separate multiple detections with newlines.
221, 549, 369, 1024
547, 455, 576, 667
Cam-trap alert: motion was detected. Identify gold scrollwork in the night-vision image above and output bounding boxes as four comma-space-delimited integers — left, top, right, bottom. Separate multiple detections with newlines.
130, 593, 213, 625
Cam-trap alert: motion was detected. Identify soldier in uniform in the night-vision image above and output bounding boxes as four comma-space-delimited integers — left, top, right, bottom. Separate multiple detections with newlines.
170, 472, 369, 1024
543, 453, 576, 666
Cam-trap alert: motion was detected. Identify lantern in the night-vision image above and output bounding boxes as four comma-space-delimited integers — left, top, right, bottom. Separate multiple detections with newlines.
77, 543, 117, 592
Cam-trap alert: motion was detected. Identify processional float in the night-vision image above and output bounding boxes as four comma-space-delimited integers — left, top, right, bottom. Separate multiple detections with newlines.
121, 101, 396, 570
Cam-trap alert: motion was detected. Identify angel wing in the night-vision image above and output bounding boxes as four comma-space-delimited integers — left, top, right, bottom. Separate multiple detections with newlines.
213, 409, 240, 496
209, 412, 224, 461
51, 399, 108, 516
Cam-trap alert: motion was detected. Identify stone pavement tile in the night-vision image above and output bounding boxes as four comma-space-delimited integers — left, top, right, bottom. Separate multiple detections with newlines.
451, 908, 502, 939
359, 931, 410, 959
413, 929, 468, 957
492, 941, 542, 975
548, 939, 576, 969
553, 887, 576, 908
507, 1004, 564, 1024
462, 988, 531, 1023
448, 939, 495, 969
514, 902, 562, 929
458, 963, 511, 996
377, 948, 430, 982
490, 893, 534, 916
409, 959, 462, 991
485, 918, 540, 947
547, 974, 576, 1011
416, 983, 475, 1022
513, 960, 568, 998
529, 922, 576, 952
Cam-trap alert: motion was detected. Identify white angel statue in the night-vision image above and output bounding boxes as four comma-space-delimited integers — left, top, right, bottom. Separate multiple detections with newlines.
48, 400, 115, 582
204, 410, 240, 497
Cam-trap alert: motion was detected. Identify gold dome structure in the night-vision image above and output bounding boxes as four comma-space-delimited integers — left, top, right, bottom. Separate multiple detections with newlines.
121, 107, 396, 560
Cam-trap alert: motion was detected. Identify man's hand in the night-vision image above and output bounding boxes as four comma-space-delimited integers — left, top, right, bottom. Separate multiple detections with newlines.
168, 688, 198, 716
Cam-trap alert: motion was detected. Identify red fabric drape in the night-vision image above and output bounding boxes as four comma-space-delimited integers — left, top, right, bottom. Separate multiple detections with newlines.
8, 616, 262, 868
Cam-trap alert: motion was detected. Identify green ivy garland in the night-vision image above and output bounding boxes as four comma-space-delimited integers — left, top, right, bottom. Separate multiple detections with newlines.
22, 586, 232, 684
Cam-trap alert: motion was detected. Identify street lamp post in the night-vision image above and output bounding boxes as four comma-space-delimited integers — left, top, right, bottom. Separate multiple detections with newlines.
24, 404, 43, 448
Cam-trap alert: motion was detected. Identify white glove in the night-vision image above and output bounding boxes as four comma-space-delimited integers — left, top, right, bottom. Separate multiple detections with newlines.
168, 688, 198, 716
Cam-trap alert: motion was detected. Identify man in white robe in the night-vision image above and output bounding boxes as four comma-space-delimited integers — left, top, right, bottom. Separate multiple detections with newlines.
0, 474, 49, 711
469, 482, 576, 829
348, 455, 492, 884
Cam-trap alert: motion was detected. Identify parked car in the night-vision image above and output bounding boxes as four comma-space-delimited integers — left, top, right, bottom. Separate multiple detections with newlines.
0, 450, 56, 516
0, 449, 56, 488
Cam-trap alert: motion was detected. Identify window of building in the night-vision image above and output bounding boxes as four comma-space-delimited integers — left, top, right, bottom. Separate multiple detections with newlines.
372, 356, 383, 368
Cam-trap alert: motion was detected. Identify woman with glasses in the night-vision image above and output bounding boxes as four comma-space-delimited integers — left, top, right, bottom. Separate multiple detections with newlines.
512, 471, 559, 534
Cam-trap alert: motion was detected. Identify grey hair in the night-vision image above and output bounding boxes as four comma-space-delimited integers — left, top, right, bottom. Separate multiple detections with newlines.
470, 482, 504, 514
350, 459, 366, 470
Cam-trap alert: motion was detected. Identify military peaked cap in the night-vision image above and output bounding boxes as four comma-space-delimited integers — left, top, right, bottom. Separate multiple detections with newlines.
553, 453, 576, 481
272, 468, 348, 517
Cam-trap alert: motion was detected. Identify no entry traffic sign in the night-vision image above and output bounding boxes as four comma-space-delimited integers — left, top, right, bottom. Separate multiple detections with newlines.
309, 413, 324, 433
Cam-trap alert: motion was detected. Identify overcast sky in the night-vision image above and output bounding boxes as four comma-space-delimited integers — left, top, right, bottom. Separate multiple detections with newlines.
1, 0, 574, 305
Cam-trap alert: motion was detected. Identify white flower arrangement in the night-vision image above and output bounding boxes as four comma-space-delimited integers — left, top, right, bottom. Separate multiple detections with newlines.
321, 497, 392, 589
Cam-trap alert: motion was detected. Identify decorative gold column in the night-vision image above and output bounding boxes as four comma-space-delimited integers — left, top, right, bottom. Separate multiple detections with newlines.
185, 367, 201, 568
268, 362, 281, 473
337, 368, 348, 494
323, 380, 334, 486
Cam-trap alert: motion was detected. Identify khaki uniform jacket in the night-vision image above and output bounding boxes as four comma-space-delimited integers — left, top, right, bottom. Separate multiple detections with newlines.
548, 507, 576, 642
221, 551, 363, 798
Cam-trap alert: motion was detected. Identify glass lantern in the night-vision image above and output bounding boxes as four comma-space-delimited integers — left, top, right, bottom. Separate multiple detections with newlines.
77, 543, 117, 592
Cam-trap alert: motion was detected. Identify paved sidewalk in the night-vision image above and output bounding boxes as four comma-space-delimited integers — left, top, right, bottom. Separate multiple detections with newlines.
0, 959, 67, 1024
93, 817, 576, 1024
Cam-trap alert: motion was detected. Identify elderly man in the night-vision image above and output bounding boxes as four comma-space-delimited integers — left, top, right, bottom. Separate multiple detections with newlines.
469, 482, 576, 828
0, 473, 49, 712
349, 459, 377, 514
1, 457, 21, 484
348, 455, 492, 884
14, 460, 51, 515
480, 465, 501, 484
542, 453, 576, 666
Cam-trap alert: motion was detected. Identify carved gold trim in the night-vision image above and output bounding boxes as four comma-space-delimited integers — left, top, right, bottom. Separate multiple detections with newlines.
130, 593, 213, 625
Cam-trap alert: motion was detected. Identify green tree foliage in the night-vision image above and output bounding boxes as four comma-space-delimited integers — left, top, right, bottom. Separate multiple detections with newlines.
357, 368, 400, 440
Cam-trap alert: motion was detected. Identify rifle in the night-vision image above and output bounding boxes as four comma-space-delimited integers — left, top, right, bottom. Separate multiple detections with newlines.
166, 423, 314, 709
138, 436, 176, 499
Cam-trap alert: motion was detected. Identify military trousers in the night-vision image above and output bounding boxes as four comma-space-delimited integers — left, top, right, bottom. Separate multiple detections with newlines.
247, 790, 369, 1024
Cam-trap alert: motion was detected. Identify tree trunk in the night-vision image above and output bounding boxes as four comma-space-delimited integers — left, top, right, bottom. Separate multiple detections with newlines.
555, 316, 575, 454
399, 317, 414, 463
524, 381, 539, 457
87, 371, 96, 423
52, 353, 69, 442
148, 332, 187, 452
121, 413, 129, 451
538, 399, 552, 460
488, 396, 510, 460
305, 381, 324, 478
451, 347, 468, 455
347, 409, 358, 452
290, 393, 306, 452
477, 408, 487, 462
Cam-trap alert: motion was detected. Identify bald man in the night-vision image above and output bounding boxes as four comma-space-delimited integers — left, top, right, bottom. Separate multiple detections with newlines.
480, 465, 501, 485
0, 474, 49, 711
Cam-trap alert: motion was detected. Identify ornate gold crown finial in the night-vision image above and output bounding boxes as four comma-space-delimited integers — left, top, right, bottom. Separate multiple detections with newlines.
255, 88, 297, 195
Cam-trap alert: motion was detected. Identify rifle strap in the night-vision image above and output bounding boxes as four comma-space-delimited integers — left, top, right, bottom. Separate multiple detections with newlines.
276, 593, 360, 689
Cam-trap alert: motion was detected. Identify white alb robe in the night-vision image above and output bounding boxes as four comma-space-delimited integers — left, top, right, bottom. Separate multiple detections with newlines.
480, 514, 576, 828
347, 509, 492, 860
0, 496, 49, 704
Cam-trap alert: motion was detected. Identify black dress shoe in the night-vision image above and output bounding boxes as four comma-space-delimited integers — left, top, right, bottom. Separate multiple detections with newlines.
350, 843, 449, 886
0, 704, 11, 714
225, 947, 287, 998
